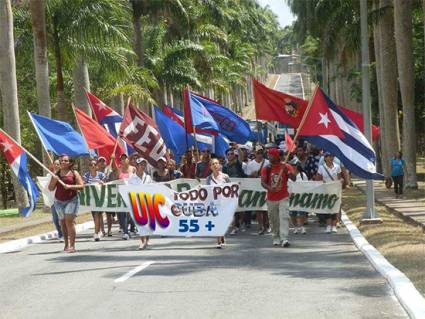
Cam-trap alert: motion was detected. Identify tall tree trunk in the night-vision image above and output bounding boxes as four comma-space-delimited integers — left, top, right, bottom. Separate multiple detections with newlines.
0, 0, 28, 209
73, 55, 91, 116
52, 22, 67, 121
329, 57, 337, 101
373, 0, 389, 176
112, 93, 124, 115
131, 0, 145, 67
394, 0, 417, 188
378, 0, 400, 177
30, 0, 51, 167
169, 87, 174, 108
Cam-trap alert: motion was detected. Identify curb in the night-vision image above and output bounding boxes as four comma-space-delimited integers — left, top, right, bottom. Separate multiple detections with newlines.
341, 212, 425, 319
353, 183, 425, 232
0, 221, 94, 254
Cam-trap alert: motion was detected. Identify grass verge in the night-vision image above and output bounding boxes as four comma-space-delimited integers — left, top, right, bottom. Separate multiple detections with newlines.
0, 209, 49, 228
343, 187, 425, 297
0, 212, 93, 243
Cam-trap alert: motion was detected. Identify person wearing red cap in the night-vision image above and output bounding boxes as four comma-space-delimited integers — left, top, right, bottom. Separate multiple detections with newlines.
261, 148, 296, 247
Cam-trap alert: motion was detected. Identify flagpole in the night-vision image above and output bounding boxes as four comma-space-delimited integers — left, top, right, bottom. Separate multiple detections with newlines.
107, 97, 132, 172
252, 78, 263, 145
71, 103, 91, 154
184, 87, 199, 153
0, 128, 66, 186
27, 111, 54, 164
283, 85, 319, 163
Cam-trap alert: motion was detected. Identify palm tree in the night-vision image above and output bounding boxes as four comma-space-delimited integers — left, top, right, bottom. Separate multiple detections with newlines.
394, 0, 417, 188
30, 0, 51, 166
0, 0, 28, 208
45, 0, 131, 120
377, 0, 400, 178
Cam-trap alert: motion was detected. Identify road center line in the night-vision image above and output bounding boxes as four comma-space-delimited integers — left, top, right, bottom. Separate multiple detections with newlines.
114, 261, 154, 283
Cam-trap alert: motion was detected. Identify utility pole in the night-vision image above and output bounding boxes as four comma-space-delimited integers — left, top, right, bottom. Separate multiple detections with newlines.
360, 0, 382, 224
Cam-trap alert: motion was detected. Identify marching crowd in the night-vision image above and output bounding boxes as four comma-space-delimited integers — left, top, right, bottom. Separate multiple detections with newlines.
47, 140, 351, 253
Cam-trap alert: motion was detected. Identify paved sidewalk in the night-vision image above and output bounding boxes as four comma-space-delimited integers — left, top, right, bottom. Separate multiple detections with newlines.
354, 180, 425, 230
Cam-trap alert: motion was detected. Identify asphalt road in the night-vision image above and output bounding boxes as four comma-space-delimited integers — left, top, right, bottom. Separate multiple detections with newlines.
274, 73, 305, 99
0, 220, 407, 319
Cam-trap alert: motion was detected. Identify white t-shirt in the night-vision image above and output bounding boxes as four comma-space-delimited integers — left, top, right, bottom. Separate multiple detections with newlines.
317, 163, 341, 183
246, 159, 269, 176
128, 172, 152, 185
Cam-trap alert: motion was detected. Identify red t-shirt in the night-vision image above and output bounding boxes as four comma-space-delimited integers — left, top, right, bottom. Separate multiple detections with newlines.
261, 163, 293, 201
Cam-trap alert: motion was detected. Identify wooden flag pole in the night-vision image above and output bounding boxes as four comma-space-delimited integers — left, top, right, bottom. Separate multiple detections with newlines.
71, 103, 91, 153
107, 96, 131, 172
252, 78, 262, 145
0, 128, 66, 186
283, 85, 319, 163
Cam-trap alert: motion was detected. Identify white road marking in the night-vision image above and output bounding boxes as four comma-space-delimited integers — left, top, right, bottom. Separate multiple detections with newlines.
114, 261, 154, 283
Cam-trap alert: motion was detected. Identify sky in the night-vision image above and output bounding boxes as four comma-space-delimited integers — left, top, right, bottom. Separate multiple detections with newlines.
257, 0, 296, 27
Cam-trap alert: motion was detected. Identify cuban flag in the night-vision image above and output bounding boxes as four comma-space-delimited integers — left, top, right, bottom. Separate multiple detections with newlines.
0, 130, 39, 217
86, 92, 133, 155
298, 88, 383, 180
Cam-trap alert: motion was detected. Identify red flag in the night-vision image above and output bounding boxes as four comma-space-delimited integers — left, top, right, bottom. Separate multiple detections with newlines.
253, 79, 308, 127
74, 107, 124, 162
119, 104, 166, 167
339, 106, 380, 142
285, 130, 296, 153
298, 88, 344, 138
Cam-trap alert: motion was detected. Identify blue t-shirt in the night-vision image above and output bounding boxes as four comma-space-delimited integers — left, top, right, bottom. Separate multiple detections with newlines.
390, 159, 405, 177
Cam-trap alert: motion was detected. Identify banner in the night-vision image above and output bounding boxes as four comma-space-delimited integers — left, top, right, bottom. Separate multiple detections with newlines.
119, 183, 239, 236
164, 178, 267, 212
37, 178, 342, 215
288, 181, 341, 214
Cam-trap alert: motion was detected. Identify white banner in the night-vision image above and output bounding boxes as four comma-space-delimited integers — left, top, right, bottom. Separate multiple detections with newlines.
288, 181, 342, 214
37, 177, 268, 212
164, 178, 267, 212
118, 183, 239, 237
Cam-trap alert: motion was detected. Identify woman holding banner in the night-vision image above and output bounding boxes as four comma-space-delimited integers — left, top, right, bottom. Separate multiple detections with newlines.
288, 157, 308, 235
129, 157, 153, 250
112, 153, 136, 240
206, 158, 231, 249
83, 159, 106, 242
48, 155, 84, 253
316, 152, 343, 233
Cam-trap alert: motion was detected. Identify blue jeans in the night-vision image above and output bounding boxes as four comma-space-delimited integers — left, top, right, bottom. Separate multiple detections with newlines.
51, 206, 63, 238
118, 212, 129, 235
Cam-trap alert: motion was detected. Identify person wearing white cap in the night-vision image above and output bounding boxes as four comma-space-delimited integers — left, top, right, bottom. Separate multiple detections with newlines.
129, 157, 153, 250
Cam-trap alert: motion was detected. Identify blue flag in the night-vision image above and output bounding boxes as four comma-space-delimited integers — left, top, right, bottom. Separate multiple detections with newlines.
156, 106, 229, 159
191, 93, 251, 144
184, 89, 220, 133
29, 112, 90, 157
154, 107, 195, 160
